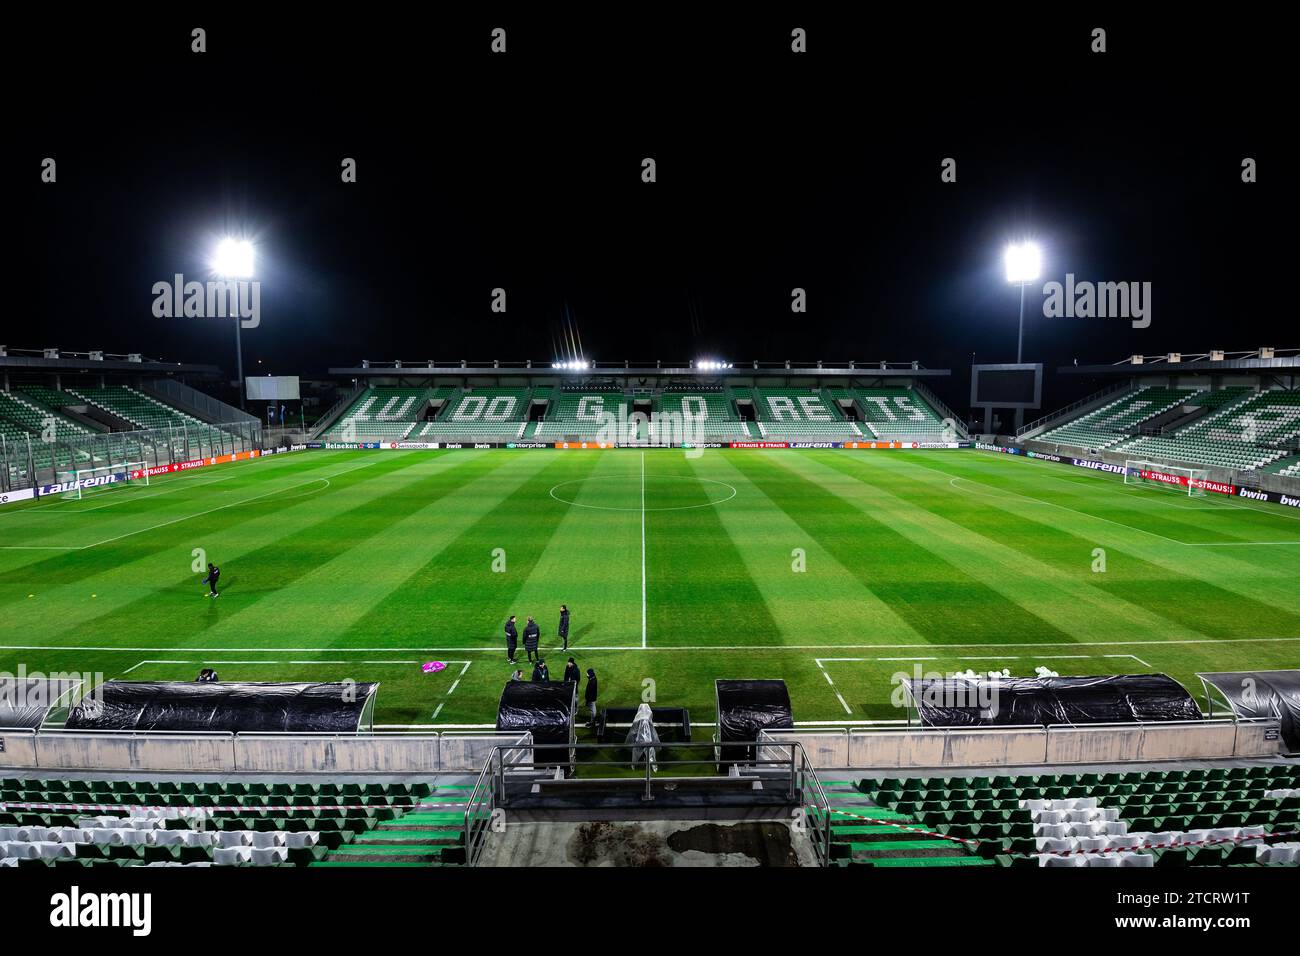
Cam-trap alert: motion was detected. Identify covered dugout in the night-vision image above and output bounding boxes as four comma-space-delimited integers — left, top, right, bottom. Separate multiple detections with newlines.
65, 681, 378, 733
905, 674, 1201, 727
1199, 670, 1300, 753
495, 681, 576, 767
715, 679, 794, 765
0, 677, 83, 730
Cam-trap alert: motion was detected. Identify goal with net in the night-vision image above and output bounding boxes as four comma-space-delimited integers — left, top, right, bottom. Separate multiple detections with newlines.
55, 462, 149, 500
1123, 460, 1211, 497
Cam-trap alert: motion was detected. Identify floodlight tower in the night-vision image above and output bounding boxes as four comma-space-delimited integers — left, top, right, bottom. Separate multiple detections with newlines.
1004, 241, 1041, 363
213, 238, 255, 409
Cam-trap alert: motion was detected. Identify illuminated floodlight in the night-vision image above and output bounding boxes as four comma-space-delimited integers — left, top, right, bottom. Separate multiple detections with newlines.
1003, 241, 1041, 284
213, 237, 255, 278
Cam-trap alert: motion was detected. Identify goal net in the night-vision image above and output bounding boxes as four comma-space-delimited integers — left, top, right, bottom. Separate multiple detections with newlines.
1124, 460, 1210, 497
55, 461, 149, 500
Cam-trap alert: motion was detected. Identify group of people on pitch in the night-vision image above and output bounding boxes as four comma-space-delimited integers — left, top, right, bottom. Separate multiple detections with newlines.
505, 605, 598, 723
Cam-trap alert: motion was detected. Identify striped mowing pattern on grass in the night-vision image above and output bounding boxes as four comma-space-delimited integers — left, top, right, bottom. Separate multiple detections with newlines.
1, 448, 1297, 725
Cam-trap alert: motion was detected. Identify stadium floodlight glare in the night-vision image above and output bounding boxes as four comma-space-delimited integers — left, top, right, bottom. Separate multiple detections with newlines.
212, 237, 255, 278
1003, 241, 1041, 284
697, 360, 732, 370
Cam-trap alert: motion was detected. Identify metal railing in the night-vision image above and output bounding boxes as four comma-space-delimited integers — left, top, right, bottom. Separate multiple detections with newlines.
911, 382, 969, 438
462, 738, 832, 868
0, 419, 263, 493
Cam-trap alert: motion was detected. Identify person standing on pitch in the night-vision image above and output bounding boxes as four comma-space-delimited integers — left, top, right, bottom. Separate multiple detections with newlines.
523, 615, 541, 663
584, 668, 598, 726
558, 604, 570, 650
203, 562, 221, 598
504, 615, 519, 664
531, 658, 549, 682
562, 657, 580, 686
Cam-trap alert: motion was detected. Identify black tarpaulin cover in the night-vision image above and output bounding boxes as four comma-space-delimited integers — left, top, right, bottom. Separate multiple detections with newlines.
716, 679, 793, 762
1200, 671, 1300, 752
909, 674, 1200, 727
495, 681, 575, 746
0, 678, 80, 729
65, 681, 378, 733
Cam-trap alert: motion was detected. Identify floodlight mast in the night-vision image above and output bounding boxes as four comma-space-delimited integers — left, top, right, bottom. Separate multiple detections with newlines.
214, 238, 254, 409
1004, 242, 1041, 364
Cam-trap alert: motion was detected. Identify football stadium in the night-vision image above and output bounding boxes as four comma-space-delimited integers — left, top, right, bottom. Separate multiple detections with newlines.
5, 8, 1292, 933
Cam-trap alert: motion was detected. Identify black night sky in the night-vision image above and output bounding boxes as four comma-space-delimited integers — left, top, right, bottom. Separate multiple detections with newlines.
12, 10, 1282, 414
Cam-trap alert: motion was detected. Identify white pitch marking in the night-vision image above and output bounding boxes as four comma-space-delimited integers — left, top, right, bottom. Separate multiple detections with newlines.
431, 703, 445, 720
1106, 652, 1153, 667
122, 659, 190, 674
70, 457, 379, 550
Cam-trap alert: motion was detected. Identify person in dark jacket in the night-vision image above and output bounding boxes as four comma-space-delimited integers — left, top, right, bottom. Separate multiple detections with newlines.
562, 657, 580, 686
504, 615, 519, 664
531, 659, 549, 682
203, 562, 221, 598
584, 668, 598, 725
558, 604, 570, 650
523, 616, 541, 662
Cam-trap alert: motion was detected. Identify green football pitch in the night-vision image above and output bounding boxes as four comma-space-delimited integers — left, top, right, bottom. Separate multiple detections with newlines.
2, 448, 1298, 727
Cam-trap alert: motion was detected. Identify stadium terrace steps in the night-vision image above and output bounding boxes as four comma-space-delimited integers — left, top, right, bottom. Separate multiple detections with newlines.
0, 390, 95, 441
1039, 386, 1202, 450
64, 385, 207, 433
1111, 388, 1300, 472
857, 765, 1300, 868
0, 777, 465, 869
813, 782, 989, 868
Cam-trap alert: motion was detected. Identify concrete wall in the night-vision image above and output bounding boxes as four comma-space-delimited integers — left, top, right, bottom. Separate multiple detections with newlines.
234, 735, 441, 774
0, 730, 39, 769
1, 723, 1279, 774
771, 719, 1279, 770
34, 733, 235, 773
0, 731, 532, 774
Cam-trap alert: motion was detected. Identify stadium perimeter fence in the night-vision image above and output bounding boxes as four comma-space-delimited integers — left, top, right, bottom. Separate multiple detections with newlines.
0, 420, 263, 493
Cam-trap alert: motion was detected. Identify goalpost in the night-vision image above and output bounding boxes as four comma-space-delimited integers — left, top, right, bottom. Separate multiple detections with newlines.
56, 461, 149, 500
1124, 459, 1210, 497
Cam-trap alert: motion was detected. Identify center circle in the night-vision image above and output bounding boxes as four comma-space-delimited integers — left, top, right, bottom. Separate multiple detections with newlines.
549, 474, 738, 512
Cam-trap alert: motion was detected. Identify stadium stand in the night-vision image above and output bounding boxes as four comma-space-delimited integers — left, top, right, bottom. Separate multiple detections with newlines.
1038, 386, 1199, 450
65, 385, 207, 432
1112, 389, 1300, 472
854, 388, 950, 439
751, 388, 861, 440
0, 390, 101, 472
534, 390, 618, 438
1269, 456, 1300, 478
854, 765, 1300, 868
656, 388, 749, 441
0, 777, 466, 868
422, 387, 529, 440
318, 386, 491, 441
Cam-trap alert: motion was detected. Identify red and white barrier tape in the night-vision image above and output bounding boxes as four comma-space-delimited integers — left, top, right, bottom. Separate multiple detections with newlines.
818, 805, 1299, 856
0, 801, 466, 814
